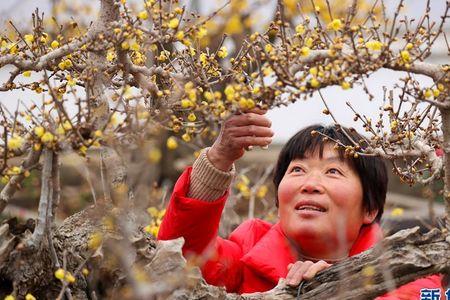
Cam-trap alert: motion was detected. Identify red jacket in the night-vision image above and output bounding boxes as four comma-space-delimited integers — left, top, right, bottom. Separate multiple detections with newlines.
158, 167, 444, 298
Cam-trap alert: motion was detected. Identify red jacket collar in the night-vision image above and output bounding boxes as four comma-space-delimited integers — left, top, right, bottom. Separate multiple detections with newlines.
241, 222, 383, 284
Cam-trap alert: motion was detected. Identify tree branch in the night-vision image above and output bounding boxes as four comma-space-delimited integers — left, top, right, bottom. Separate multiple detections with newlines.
0, 147, 42, 214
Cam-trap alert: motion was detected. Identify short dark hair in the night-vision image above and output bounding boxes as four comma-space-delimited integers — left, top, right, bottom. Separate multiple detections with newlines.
272, 124, 388, 223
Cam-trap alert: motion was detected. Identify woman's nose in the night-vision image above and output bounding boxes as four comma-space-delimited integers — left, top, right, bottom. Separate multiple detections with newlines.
300, 175, 324, 194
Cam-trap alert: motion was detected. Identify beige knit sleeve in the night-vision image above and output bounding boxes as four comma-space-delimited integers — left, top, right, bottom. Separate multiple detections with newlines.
188, 147, 236, 201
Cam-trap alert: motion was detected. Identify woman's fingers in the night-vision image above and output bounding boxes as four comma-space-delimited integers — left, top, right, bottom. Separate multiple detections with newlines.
285, 261, 332, 286
226, 112, 271, 128
302, 260, 331, 280
286, 261, 314, 286
230, 136, 272, 148
227, 125, 274, 138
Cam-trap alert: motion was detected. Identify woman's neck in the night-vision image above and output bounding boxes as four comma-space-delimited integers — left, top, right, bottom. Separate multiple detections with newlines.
285, 235, 348, 264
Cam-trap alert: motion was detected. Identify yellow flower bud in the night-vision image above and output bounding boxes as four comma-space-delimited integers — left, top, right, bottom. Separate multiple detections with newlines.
55, 268, 65, 280
341, 81, 351, 90
295, 24, 305, 35
88, 232, 103, 250
41, 132, 54, 143
24, 34, 34, 43
7, 135, 24, 151
182, 133, 191, 142
166, 136, 178, 150
25, 294, 36, 300
23, 71, 31, 77
50, 40, 60, 49
300, 46, 310, 57
217, 46, 228, 58
187, 113, 196, 122
168, 18, 179, 29
34, 126, 45, 137
328, 19, 343, 31
138, 10, 148, 20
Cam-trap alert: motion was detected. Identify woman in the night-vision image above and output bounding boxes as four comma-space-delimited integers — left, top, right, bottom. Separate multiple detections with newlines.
158, 109, 443, 298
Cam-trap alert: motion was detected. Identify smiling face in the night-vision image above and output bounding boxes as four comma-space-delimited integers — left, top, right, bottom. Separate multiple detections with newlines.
277, 143, 377, 259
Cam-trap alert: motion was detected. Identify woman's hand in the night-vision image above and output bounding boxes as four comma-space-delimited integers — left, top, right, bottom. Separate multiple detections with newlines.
207, 108, 273, 171
286, 260, 331, 286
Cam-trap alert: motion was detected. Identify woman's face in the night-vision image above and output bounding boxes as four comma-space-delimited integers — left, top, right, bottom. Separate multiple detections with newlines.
277, 144, 377, 257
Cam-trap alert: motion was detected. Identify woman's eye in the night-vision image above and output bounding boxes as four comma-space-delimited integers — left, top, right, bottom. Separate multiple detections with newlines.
291, 166, 304, 173
327, 168, 342, 175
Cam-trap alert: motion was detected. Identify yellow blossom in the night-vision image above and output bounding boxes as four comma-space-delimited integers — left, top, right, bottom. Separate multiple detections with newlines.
390, 120, 398, 131
7, 135, 24, 150
187, 113, 196, 122
225, 15, 243, 35
196, 27, 207, 39
400, 50, 410, 63
328, 19, 343, 31
148, 148, 162, 163
391, 207, 404, 217
55, 268, 65, 280
300, 46, 310, 57
130, 42, 140, 51
309, 67, 318, 76
23, 71, 31, 77
62, 120, 72, 130
63, 59, 73, 68
424, 89, 433, 99
166, 136, 178, 150
217, 46, 228, 58
144, 224, 160, 236
138, 10, 148, 20
224, 85, 235, 100
239, 97, 248, 109
9, 44, 18, 54
295, 24, 305, 35
25, 294, 36, 300
34, 126, 45, 137
310, 78, 320, 88
168, 18, 179, 29
264, 44, 273, 53
82, 268, 89, 276
341, 81, 351, 90
406, 43, 413, 50
181, 99, 194, 108
246, 99, 255, 109
204, 91, 214, 101
50, 40, 60, 49
4, 295, 15, 300
58, 62, 66, 70
182, 133, 191, 142
56, 124, 65, 135
88, 232, 103, 250
433, 89, 440, 98
175, 31, 184, 40
24, 34, 34, 43
365, 40, 383, 51
106, 50, 116, 61
256, 185, 268, 199
121, 41, 130, 50
199, 52, 207, 64
34, 143, 42, 151
41, 132, 54, 143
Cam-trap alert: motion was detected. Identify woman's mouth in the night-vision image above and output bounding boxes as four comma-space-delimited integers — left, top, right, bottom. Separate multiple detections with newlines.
294, 201, 327, 212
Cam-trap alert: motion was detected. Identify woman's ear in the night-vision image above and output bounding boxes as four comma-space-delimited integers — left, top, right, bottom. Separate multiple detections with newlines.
363, 209, 378, 224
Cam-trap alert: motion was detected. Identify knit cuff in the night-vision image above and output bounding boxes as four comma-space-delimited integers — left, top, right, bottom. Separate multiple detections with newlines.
188, 147, 235, 201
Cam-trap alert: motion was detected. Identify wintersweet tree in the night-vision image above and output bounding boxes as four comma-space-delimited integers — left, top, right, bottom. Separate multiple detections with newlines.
0, 0, 448, 299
